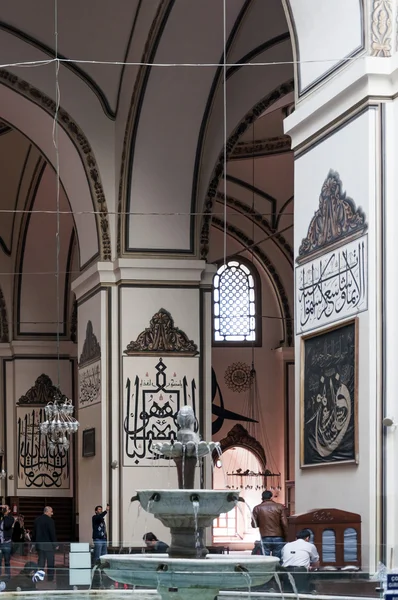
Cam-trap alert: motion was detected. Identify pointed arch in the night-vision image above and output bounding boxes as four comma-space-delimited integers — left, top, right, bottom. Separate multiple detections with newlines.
0, 69, 111, 267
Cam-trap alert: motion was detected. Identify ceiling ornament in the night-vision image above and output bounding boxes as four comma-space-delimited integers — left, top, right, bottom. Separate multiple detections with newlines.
297, 170, 367, 263
17, 374, 61, 406
0, 69, 111, 262
124, 308, 198, 356
0, 287, 9, 343
370, 0, 393, 57
79, 321, 101, 367
224, 362, 253, 393
70, 297, 77, 344
230, 135, 291, 160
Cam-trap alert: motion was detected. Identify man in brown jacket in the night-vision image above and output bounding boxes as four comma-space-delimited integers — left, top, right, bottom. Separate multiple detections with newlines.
251, 490, 288, 560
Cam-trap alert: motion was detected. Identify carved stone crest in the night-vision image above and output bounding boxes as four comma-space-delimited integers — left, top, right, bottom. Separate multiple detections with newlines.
297, 170, 367, 263
17, 374, 63, 406
79, 321, 101, 367
124, 309, 198, 356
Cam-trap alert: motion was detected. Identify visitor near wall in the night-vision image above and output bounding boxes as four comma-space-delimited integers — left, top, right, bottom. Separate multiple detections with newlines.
32, 506, 58, 582
92, 504, 110, 562
251, 490, 288, 559
0, 505, 14, 579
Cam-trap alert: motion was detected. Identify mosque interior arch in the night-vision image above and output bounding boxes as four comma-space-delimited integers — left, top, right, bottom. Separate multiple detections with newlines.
0, 0, 393, 576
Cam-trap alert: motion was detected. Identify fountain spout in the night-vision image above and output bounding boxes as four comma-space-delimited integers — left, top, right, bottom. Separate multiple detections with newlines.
153, 405, 220, 490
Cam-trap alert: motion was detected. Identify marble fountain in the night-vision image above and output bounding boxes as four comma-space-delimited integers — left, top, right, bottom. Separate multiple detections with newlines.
100, 406, 278, 600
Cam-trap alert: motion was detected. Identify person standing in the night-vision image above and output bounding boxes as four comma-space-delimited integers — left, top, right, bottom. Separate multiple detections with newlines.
92, 504, 109, 562
281, 529, 320, 593
251, 490, 288, 560
12, 515, 25, 556
0, 505, 14, 579
33, 506, 57, 582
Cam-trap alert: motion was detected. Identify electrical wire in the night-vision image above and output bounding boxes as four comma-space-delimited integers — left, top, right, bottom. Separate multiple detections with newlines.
0, 55, 366, 70
53, 0, 61, 387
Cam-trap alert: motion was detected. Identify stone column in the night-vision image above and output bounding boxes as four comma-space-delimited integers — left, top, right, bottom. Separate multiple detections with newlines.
72, 259, 214, 547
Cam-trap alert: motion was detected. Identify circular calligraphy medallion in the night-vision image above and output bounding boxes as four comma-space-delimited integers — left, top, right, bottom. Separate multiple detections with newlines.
224, 362, 253, 393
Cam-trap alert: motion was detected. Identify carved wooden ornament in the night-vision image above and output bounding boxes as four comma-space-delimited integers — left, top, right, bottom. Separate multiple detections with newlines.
297, 170, 367, 263
79, 320, 101, 367
17, 374, 64, 406
124, 309, 198, 356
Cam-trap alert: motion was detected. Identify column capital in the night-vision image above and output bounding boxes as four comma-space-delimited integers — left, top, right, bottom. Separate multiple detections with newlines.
285, 54, 398, 148
72, 258, 211, 300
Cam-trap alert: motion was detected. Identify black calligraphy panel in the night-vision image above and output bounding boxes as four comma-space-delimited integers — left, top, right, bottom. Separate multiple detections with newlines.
123, 358, 198, 465
302, 320, 357, 466
17, 408, 70, 488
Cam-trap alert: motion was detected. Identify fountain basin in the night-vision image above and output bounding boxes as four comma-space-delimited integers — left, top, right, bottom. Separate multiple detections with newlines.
101, 553, 279, 600
136, 489, 239, 523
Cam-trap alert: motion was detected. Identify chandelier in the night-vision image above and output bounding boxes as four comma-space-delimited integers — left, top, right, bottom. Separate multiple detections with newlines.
40, 389, 79, 452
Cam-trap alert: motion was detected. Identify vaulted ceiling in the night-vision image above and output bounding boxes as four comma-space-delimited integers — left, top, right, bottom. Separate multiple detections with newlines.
0, 0, 294, 342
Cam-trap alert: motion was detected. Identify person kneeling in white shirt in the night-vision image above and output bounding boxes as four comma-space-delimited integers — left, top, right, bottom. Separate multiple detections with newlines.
281, 529, 320, 593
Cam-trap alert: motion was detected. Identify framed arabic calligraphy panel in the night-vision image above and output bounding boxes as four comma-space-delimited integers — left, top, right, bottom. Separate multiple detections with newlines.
300, 319, 358, 468
122, 356, 199, 467
295, 236, 368, 335
17, 407, 70, 489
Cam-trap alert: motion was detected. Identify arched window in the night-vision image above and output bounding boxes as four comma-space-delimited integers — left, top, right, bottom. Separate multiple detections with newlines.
213, 259, 260, 344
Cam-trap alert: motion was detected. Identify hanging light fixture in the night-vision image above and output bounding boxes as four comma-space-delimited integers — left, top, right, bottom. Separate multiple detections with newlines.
40, 389, 79, 452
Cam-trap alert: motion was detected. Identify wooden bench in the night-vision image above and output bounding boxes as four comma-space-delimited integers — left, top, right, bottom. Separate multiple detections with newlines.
288, 508, 361, 569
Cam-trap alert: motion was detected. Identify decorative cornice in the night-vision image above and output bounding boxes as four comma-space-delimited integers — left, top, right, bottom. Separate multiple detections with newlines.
230, 135, 291, 160
0, 287, 9, 343
79, 320, 101, 367
370, 0, 393, 57
216, 424, 267, 471
297, 170, 367, 262
200, 79, 294, 260
212, 217, 293, 346
17, 374, 63, 406
117, 0, 172, 256
0, 69, 111, 262
124, 308, 199, 356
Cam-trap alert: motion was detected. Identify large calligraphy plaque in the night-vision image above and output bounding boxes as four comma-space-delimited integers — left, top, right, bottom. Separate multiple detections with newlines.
17, 407, 70, 489
123, 356, 199, 466
295, 236, 368, 335
300, 319, 358, 468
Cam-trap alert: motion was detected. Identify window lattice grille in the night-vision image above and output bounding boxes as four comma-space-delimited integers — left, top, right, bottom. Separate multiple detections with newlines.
213, 260, 256, 342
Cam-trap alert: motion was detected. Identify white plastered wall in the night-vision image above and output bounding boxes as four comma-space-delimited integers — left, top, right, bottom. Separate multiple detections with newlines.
293, 107, 380, 570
